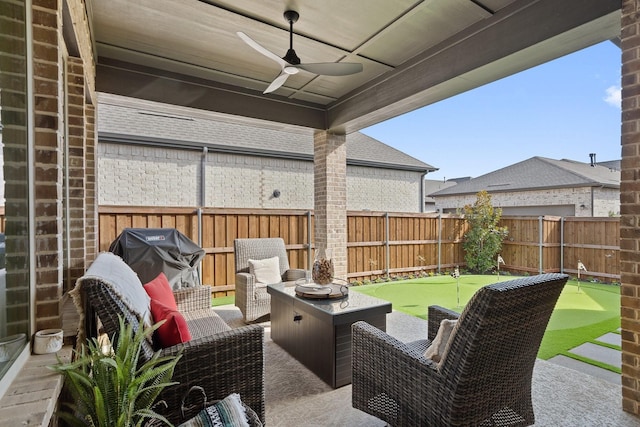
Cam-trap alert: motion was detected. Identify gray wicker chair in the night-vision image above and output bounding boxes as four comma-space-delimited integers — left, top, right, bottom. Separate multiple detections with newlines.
77, 253, 265, 425
234, 237, 308, 322
352, 273, 569, 427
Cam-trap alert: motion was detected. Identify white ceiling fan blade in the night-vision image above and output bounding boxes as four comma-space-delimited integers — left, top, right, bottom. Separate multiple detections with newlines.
295, 62, 363, 76
237, 31, 286, 68
264, 71, 290, 94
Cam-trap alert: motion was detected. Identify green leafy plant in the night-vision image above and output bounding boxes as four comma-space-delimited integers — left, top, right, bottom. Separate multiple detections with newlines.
51, 317, 181, 427
462, 190, 508, 274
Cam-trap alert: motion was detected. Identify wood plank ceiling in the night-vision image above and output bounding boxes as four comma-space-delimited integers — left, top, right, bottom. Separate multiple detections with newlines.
89, 0, 621, 133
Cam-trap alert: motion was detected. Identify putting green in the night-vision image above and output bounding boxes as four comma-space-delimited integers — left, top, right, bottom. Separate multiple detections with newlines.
352, 275, 620, 361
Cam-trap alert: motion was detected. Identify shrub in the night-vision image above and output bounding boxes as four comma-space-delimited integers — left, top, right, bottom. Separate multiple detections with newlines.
463, 191, 508, 274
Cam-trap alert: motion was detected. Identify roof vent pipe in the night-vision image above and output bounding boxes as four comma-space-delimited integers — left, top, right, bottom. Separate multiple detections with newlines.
589, 153, 596, 167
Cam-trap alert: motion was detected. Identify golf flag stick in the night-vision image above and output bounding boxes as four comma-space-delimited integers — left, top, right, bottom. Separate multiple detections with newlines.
497, 254, 505, 279
451, 266, 461, 307
577, 260, 587, 292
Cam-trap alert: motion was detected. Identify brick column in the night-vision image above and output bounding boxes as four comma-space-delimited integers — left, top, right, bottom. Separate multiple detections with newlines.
85, 103, 97, 263
32, 0, 63, 330
66, 57, 86, 290
621, 0, 640, 416
313, 130, 347, 280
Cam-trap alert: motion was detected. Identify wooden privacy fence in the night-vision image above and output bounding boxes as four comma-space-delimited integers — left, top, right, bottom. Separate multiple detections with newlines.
499, 216, 620, 282
347, 211, 466, 279
98, 207, 621, 295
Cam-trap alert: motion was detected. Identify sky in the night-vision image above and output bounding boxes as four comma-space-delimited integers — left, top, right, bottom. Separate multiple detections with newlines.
361, 41, 621, 181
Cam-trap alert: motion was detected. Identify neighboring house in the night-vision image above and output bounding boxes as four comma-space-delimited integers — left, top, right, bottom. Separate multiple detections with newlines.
97, 95, 437, 213
429, 156, 620, 217
423, 177, 470, 212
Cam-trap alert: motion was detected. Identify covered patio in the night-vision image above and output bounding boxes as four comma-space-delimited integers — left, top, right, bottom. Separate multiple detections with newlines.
1, 0, 640, 424
212, 304, 640, 426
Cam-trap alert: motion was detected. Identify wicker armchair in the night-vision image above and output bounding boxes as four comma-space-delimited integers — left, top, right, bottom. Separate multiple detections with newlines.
352, 273, 569, 427
234, 238, 308, 322
76, 253, 265, 425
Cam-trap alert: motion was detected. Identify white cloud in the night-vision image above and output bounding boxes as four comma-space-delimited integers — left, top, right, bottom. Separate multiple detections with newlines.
604, 85, 621, 108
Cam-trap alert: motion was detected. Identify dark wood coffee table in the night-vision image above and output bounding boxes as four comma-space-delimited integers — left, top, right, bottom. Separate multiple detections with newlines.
267, 282, 392, 388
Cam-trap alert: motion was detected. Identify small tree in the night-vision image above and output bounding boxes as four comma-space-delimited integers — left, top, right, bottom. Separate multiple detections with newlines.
463, 190, 508, 273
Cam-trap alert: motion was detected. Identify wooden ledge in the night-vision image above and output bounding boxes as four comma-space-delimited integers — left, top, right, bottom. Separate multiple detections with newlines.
0, 346, 72, 426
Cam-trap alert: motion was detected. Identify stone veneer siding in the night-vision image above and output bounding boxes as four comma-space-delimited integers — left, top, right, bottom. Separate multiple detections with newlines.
97, 142, 424, 213
433, 187, 620, 217
621, 0, 640, 416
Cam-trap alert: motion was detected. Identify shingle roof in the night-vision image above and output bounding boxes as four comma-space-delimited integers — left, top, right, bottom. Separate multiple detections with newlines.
97, 96, 436, 173
424, 179, 460, 201
430, 156, 620, 196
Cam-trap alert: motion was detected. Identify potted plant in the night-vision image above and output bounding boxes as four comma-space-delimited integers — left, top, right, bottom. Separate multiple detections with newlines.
51, 317, 181, 427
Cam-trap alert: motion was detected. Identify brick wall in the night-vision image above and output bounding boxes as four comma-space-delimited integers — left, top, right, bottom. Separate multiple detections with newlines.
207, 152, 313, 209
98, 143, 200, 206
621, 0, 640, 416
593, 187, 621, 217
433, 187, 619, 217
98, 142, 423, 212
348, 166, 422, 212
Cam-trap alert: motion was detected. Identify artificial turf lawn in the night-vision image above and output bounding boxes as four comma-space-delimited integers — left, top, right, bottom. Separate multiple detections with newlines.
211, 295, 235, 307
351, 275, 621, 362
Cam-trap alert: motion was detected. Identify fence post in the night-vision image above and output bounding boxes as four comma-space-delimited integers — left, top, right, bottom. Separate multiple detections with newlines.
197, 207, 203, 285
385, 212, 390, 279
200, 147, 207, 206
437, 210, 442, 274
307, 210, 313, 269
560, 217, 564, 274
538, 216, 543, 274
198, 147, 207, 285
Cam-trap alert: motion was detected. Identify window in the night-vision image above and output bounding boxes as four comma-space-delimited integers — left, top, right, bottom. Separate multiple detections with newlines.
0, 0, 32, 387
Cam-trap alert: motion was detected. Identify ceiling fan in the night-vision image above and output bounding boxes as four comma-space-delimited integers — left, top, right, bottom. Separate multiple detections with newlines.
237, 10, 363, 94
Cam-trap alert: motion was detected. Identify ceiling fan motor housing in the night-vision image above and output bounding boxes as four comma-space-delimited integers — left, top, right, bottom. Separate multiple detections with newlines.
284, 10, 299, 23
283, 48, 301, 65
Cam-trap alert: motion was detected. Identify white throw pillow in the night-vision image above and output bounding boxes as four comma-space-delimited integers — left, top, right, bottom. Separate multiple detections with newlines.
424, 318, 458, 365
248, 256, 282, 284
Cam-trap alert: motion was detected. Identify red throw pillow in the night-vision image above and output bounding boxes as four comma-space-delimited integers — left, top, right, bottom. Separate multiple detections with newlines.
144, 272, 177, 311
150, 299, 192, 348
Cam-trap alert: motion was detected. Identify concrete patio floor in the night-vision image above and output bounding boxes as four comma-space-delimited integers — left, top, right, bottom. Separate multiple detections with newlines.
214, 305, 640, 426
548, 329, 622, 386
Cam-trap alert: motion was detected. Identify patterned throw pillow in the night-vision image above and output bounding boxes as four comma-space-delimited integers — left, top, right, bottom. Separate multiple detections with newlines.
178, 393, 250, 427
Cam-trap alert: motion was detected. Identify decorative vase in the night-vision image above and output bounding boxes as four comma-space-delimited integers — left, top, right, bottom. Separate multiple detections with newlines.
312, 247, 334, 285
33, 329, 63, 354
